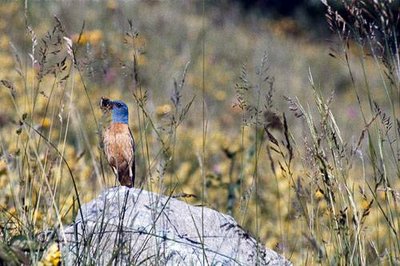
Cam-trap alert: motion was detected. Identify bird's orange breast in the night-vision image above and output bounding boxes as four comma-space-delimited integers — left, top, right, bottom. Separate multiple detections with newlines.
103, 123, 135, 169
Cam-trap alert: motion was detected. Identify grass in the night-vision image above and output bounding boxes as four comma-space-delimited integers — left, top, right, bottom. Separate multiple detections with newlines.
0, 0, 399, 265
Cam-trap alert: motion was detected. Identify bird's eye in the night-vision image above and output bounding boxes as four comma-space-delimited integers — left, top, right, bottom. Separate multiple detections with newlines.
117, 103, 122, 108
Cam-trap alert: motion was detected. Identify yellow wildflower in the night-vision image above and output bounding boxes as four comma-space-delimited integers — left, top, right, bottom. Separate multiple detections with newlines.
39, 242, 61, 266
40, 118, 52, 129
214, 90, 227, 101
72, 33, 87, 44
107, 0, 118, 10
88, 30, 103, 45
156, 104, 172, 117
136, 54, 148, 66
314, 188, 324, 201
72, 30, 103, 45
361, 198, 374, 212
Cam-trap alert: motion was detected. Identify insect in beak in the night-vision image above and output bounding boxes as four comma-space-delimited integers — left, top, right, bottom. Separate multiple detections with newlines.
100, 97, 113, 113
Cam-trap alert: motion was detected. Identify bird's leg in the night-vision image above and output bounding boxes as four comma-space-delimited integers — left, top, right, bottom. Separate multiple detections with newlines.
112, 166, 118, 176
111, 166, 119, 187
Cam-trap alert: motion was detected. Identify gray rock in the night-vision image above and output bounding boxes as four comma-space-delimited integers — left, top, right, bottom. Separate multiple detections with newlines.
61, 187, 291, 265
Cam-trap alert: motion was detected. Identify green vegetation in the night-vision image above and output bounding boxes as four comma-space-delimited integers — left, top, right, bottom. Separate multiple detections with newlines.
0, 1, 399, 265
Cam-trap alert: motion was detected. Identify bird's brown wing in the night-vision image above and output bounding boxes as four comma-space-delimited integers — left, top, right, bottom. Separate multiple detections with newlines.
127, 128, 135, 184
119, 128, 135, 186
103, 127, 115, 170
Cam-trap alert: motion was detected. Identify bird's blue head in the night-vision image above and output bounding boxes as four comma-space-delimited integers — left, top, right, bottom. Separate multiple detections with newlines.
111, 100, 129, 124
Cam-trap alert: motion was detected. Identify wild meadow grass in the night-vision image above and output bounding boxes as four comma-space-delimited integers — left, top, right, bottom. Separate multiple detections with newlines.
0, 1, 399, 265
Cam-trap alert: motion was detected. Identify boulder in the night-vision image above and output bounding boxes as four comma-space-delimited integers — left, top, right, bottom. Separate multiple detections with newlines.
61, 187, 291, 265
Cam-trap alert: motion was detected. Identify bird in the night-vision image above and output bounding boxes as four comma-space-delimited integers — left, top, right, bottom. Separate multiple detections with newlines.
101, 98, 135, 188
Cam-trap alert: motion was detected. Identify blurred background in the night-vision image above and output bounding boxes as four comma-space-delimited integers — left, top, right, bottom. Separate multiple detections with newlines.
0, 0, 399, 265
